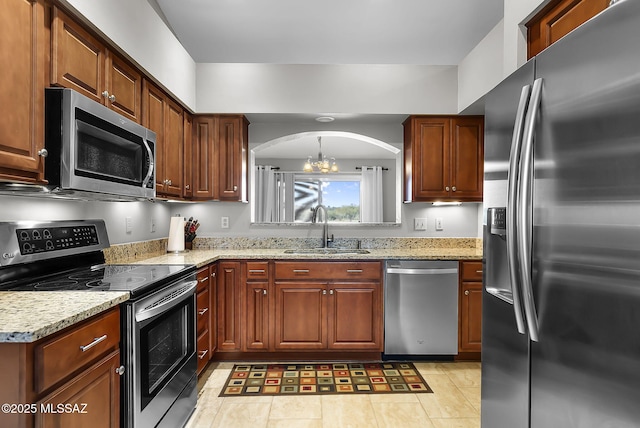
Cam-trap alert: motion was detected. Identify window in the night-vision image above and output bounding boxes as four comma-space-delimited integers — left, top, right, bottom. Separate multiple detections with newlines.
293, 174, 361, 223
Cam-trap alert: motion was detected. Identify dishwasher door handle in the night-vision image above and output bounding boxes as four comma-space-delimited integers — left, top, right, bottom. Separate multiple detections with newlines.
386, 268, 458, 275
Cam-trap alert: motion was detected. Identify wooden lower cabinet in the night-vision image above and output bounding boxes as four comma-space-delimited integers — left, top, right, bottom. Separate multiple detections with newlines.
273, 282, 326, 350
328, 283, 382, 350
0, 307, 122, 428
458, 260, 483, 358
216, 261, 242, 351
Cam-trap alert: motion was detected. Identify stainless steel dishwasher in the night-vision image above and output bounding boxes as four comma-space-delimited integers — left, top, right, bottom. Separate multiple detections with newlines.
384, 260, 459, 356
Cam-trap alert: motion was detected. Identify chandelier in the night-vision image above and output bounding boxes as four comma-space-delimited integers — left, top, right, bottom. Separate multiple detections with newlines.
303, 136, 338, 173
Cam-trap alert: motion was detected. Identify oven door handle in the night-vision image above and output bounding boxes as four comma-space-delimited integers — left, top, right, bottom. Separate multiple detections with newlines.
135, 280, 197, 323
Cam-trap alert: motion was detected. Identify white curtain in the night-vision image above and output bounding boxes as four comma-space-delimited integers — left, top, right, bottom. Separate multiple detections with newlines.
360, 166, 383, 223
255, 166, 295, 222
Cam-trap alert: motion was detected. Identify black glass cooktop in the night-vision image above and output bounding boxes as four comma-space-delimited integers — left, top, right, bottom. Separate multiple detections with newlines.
1, 264, 196, 297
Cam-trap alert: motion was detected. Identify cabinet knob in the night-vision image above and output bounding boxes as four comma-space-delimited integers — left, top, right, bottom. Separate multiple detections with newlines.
37, 148, 48, 158
452, 186, 457, 192
263, 289, 267, 295
115, 365, 125, 376
185, 184, 190, 190
233, 185, 238, 191
322, 290, 327, 295
329, 289, 334, 295
108, 94, 116, 102
464, 290, 470, 296
445, 186, 450, 191
101, 90, 109, 98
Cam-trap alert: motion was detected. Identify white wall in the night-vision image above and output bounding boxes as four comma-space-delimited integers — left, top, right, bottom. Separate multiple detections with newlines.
458, 20, 504, 113
59, 0, 197, 110
196, 64, 458, 114
0, 196, 172, 244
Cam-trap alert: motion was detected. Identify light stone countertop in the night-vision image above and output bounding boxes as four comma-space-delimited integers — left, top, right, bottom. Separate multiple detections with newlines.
133, 247, 483, 268
0, 245, 482, 344
0, 291, 129, 343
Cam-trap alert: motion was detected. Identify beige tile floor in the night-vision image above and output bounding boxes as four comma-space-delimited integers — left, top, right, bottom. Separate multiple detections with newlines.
186, 361, 481, 428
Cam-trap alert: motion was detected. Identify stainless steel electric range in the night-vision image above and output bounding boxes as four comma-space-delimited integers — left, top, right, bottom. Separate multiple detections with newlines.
0, 219, 197, 428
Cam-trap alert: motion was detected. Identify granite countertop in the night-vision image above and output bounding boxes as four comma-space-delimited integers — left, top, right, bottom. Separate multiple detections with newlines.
132, 247, 483, 268
0, 243, 482, 344
0, 291, 129, 343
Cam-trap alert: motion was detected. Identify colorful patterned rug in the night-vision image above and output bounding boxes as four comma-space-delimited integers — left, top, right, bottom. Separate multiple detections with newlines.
219, 362, 433, 396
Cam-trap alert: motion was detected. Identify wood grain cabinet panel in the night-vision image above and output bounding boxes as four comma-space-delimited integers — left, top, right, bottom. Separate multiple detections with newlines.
274, 283, 327, 350
191, 116, 217, 200
0, 0, 48, 183
217, 115, 249, 202
216, 261, 242, 351
403, 116, 483, 202
328, 283, 382, 350
458, 261, 483, 356
527, 0, 609, 59
52, 7, 141, 123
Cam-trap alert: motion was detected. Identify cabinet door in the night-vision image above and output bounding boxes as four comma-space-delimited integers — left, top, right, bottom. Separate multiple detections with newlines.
274, 282, 326, 350
163, 98, 184, 197
142, 80, 166, 193
451, 117, 483, 201
192, 116, 217, 200
245, 281, 270, 350
217, 115, 248, 201
0, 0, 47, 183
409, 117, 451, 200
183, 113, 193, 198
106, 54, 141, 123
36, 350, 121, 428
51, 7, 105, 104
217, 262, 242, 351
328, 282, 383, 350
527, 0, 609, 58
459, 281, 483, 353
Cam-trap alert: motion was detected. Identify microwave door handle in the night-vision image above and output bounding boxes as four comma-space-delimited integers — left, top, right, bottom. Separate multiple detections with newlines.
507, 84, 531, 336
518, 77, 543, 343
142, 138, 154, 188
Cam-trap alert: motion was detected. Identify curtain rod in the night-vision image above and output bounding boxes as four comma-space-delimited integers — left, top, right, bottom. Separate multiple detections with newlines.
355, 166, 389, 171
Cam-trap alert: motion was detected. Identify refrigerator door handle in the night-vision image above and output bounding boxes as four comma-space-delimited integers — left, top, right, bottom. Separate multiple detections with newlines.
518, 77, 543, 342
506, 84, 532, 335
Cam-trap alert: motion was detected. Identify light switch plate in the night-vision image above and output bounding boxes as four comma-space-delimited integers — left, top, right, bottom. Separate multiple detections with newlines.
125, 217, 133, 234
435, 217, 444, 231
414, 218, 427, 231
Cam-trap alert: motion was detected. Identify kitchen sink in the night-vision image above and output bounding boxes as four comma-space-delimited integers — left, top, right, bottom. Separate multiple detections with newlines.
283, 248, 370, 255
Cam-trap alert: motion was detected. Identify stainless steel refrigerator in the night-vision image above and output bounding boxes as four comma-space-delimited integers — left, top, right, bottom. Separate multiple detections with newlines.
482, 1, 640, 427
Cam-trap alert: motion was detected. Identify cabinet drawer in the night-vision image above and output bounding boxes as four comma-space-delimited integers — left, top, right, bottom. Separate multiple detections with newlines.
246, 261, 269, 280
196, 266, 210, 292
196, 287, 210, 334
35, 308, 120, 393
275, 261, 381, 280
196, 329, 210, 374
461, 261, 483, 282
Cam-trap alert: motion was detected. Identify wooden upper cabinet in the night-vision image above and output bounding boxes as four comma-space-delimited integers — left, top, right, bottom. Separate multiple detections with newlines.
192, 116, 217, 200
51, 7, 141, 123
0, 0, 48, 184
403, 116, 483, 202
183, 112, 193, 199
142, 79, 184, 198
217, 115, 249, 201
527, 0, 609, 59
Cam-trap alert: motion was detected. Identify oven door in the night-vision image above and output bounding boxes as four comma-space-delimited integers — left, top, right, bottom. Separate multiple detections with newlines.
125, 279, 197, 428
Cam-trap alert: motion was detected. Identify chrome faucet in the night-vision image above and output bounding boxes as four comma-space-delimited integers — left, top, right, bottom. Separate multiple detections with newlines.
311, 204, 334, 248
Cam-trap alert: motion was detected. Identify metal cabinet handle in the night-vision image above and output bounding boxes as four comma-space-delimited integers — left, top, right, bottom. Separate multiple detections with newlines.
199, 277, 209, 283
198, 308, 208, 316
293, 269, 310, 273
101, 90, 109, 98
37, 149, 48, 157
476, 270, 483, 274
346, 269, 363, 273
198, 350, 208, 360
464, 290, 470, 296
249, 269, 266, 274
115, 365, 125, 376
80, 334, 107, 352
108, 94, 116, 102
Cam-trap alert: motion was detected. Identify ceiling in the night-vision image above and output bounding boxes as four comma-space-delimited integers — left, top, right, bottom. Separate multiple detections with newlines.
151, 0, 504, 65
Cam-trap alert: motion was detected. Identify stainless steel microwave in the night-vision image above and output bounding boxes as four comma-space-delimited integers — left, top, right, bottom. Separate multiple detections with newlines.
44, 88, 156, 200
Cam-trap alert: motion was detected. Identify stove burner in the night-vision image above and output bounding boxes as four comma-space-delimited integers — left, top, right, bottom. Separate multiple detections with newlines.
34, 280, 80, 290
86, 276, 147, 288
68, 272, 103, 281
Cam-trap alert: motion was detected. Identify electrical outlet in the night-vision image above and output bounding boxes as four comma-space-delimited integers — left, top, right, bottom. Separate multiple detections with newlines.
221, 216, 229, 229
150, 218, 156, 233
435, 217, 444, 231
125, 217, 133, 234
414, 218, 427, 231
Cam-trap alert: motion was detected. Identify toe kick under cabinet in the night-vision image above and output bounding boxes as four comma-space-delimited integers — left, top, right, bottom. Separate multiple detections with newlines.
215, 260, 384, 359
